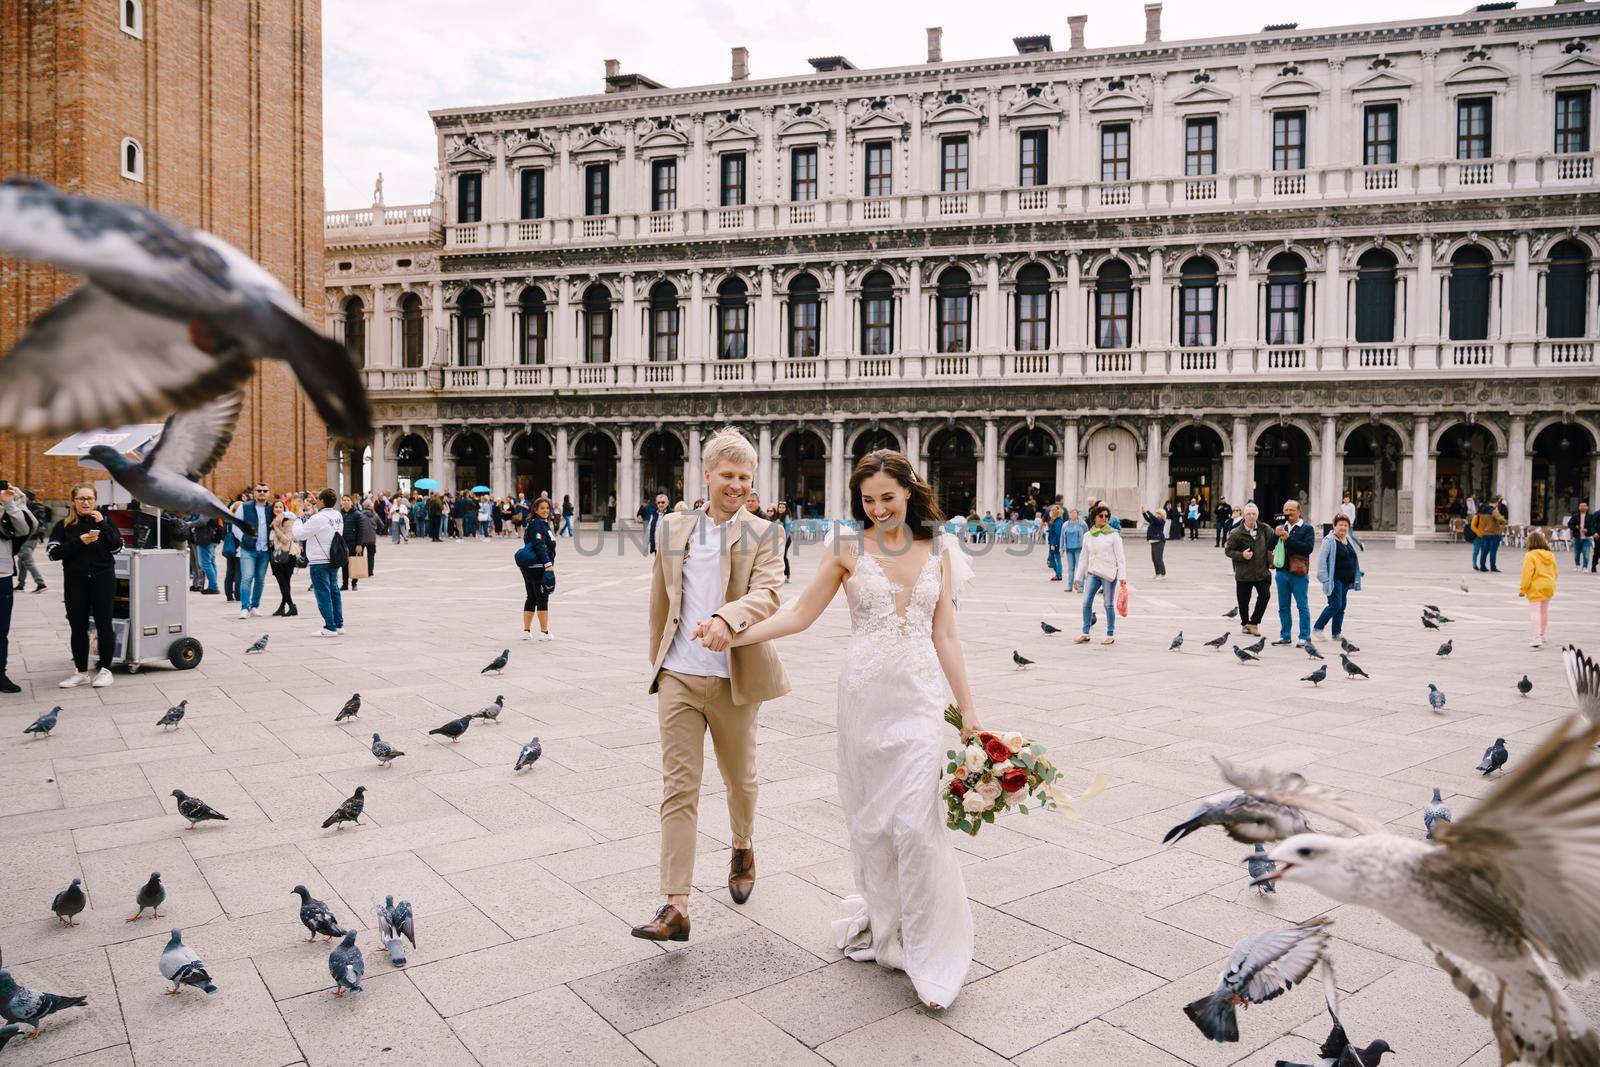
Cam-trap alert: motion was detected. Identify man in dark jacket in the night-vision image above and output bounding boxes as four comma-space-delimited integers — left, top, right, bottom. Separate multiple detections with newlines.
356, 498, 379, 585
339, 496, 361, 590
1224, 502, 1273, 635
1214, 498, 1233, 546
1140, 505, 1169, 579
1272, 498, 1317, 646
1571, 500, 1598, 572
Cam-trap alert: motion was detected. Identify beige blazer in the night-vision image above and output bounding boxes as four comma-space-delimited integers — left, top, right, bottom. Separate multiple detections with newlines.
648, 508, 790, 705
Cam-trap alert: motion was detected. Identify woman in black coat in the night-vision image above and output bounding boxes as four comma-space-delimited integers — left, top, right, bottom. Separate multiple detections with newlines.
518, 497, 557, 640
45, 484, 123, 688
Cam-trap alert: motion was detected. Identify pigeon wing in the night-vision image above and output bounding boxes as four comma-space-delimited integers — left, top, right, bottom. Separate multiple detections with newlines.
1426, 713, 1600, 979
1216, 761, 1385, 836
145, 392, 242, 478
1564, 645, 1600, 725
1233, 918, 1333, 1004
395, 901, 415, 947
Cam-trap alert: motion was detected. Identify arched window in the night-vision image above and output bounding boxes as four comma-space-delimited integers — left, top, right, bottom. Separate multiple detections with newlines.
583, 284, 612, 363
1354, 249, 1397, 343
1266, 252, 1306, 345
717, 276, 749, 359
1015, 264, 1050, 351
861, 270, 894, 355
937, 267, 972, 354
341, 295, 365, 364
1546, 240, 1589, 339
519, 286, 547, 365
120, 137, 144, 182
121, 0, 143, 37
1179, 256, 1218, 347
1095, 260, 1132, 349
649, 281, 679, 362
456, 288, 484, 366
1449, 245, 1492, 341
787, 272, 821, 358
399, 293, 424, 368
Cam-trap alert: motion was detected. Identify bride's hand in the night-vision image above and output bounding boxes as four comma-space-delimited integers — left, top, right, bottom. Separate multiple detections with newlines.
959, 719, 982, 743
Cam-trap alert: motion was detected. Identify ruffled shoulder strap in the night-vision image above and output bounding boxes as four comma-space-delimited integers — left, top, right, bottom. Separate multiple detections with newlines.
936, 530, 976, 606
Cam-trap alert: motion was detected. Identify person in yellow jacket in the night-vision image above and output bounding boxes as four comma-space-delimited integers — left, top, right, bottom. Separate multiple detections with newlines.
1518, 529, 1557, 648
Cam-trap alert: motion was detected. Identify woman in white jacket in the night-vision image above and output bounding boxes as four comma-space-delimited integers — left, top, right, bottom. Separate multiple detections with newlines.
292, 488, 345, 637
1073, 503, 1127, 645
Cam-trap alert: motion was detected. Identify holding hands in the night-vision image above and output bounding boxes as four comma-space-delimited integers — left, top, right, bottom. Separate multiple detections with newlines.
691, 616, 735, 652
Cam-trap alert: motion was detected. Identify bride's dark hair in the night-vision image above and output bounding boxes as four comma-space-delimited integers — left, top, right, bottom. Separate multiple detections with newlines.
849, 449, 945, 540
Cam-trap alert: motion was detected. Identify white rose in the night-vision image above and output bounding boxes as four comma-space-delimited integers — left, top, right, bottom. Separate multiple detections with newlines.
963, 745, 986, 773
962, 790, 990, 814
1002, 731, 1026, 751
977, 779, 1002, 804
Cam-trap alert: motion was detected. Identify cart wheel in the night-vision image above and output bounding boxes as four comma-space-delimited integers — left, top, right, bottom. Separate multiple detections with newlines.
168, 637, 203, 671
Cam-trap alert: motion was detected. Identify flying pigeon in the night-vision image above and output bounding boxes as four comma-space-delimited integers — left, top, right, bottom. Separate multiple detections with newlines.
1517, 674, 1533, 697
171, 789, 228, 829
1422, 614, 1440, 630
1427, 684, 1447, 712
481, 649, 509, 674
1302, 664, 1327, 686
1339, 637, 1360, 654
23, 706, 60, 738
155, 700, 187, 730
127, 872, 165, 922
370, 734, 404, 767
474, 695, 505, 724
1040, 621, 1061, 635
1246, 844, 1277, 896
0, 1025, 17, 1052
1244, 636, 1266, 655
1224, 606, 1240, 618
1477, 738, 1508, 776
51, 878, 86, 926
1012, 650, 1033, 670
1205, 632, 1230, 649
514, 737, 543, 772
0, 969, 88, 1037
1183, 918, 1332, 1043
1169, 631, 1183, 651
0, 179, 371, 439
1423, 787, 1452, 840
1260, 694, 1600, 1065
328, 931, 364, 996
1274, 964, 1395, 1067
376, 895, 415, 967
1303, 639, 1324, 660
1339, 654, 1369, 680
292, 885, 345, 942
87, 395, 253, 538
244, 634, 268, 654
321, 786, 366, 830
334, 693, 361, 722
158, 928, 217, 995
1565, 644, 1600, 725
1233, 645, 1260, 664
428, 715, 472, 743
1163, 788, 1315, 847
1437, 640, 1453, 657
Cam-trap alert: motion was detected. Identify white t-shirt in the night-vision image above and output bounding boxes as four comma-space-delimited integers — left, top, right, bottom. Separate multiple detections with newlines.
662, 509, 737, 679
1339, 501, 1357, 525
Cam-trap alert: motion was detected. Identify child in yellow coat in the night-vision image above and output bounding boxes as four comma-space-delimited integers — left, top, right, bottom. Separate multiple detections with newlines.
1519, 529, 1558, 648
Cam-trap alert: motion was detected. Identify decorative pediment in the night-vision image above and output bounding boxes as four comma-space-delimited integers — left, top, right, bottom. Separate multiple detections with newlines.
1347, 68, 1414, 95
1085, 76, 1147, 113
636, 124, 689, 153
706, 111, 759, 145
444, 133, 494, 163
848, 97, 908, 136
1259, 76, 1322, 101
1086, 89, 1145, 114
570, 124, 623, 157
1169, 82, 1233, 108
1542, 52, 1600, 81
776, 108, 832, 141
922, 98, 985, 127
1001, 83, 1063, 123
503, 128, 556, 159
1444, 61, 1512, 87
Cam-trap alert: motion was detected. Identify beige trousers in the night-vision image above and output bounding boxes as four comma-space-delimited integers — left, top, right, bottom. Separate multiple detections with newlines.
656, 668, 760, 895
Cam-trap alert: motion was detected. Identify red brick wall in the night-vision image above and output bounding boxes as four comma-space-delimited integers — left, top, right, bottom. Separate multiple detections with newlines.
0, 0, 328, 503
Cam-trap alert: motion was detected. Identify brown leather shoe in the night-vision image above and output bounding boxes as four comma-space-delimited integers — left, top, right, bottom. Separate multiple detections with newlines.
631, 904, 690, 942
729, 847, 755, 905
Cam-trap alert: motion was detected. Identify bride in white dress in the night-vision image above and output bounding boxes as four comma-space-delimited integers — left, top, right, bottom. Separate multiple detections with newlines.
726, 450, 978, 1009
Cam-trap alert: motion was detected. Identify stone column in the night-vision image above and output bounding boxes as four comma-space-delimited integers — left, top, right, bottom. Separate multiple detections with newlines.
491, 425, 508, 497
1061, 419, 1080, 508
759, 265, 776, 360
1321, 239, 1343, 348
374, 287, 394, 368
326, 441, 342, 493
429, 281, 446, 365
831, 263, 849, 355
1409, 415, 1431, 542
1319, 415, 1338, 524
430, 424, 446, 486
687, 269, 705, 362
981, 418, 999, 515
1064, 253, 1082, 349
757, 423, 774, 503
905, 420, 923, 478
1145, 417, 1165, 511
491, 279, 512, 365
1144, 246, 1167, 349
620, 273, 637, 364
686, 425, 703, 501
828, 418, 846, 519
1510, 230, 1535, 368
370, 429, 394, 495
553, 279, 571, 363
619, 425, 636, 521
553, 425, 570, 508
983, 254, 1002, 352
1229, 243, 1252, 359
1232, 416, 1251, 506
906, 259, 925, 354
1507, 415, 1529, 525
1413, 236, 1436, 342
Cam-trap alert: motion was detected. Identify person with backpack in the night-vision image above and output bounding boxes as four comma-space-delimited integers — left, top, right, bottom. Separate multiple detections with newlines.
12, 489, 48, 594
293, 488, 346, 637
1, 482, 41, 693
516, 496, 557, 640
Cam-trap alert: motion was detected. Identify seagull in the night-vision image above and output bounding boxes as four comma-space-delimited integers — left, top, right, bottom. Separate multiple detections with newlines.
1302, 664, 1328, 686
334, 693, 361, 722
292, 885, 345, 942
51, 878, 86, 926
474, 695, 505, 724
1246, 844, 1277, 896
1040, 621, 1061, 635
1437, 640, 1453, 657
1012, 650, 1033, 670
1259, 688, 1600, 1066
23, 706, 60, 738
1169, 631, 1184, 651
1233, 645, 1260, 664
1339, 637, 1360, 654
1244, 636, 1266, 655
1423, 787, 1452, 840
244, 634, 268, 654
155, 700, 187, 730
87, 395, 252, 536
0, 969, 88, 1038
158, 928, 217, 995
1224, 606, 1240, 618
1274, 966, 1395, 1067
514, 737, 543, 772
171, 789, 227, 829
1183, 918, 1332, 1043
1477, 738, 1508, 776
1518, 675, 1533, 698
0, 179, 370, 438
1339, 654, 1369, 680
481, 649, 509, 674
1303, 639, 1324, 660
370, 734, 404, 767
127, 872, 165, 922
321, 786, 366, 830
428, 715, 472, 743
1422, 614, 1440, 630
1205, 632, 1230, 649
328, 931, 364, 996
1427, 684, 1447, 712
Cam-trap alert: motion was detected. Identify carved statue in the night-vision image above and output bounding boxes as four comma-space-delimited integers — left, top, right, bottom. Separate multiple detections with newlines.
373, 172, 384, 204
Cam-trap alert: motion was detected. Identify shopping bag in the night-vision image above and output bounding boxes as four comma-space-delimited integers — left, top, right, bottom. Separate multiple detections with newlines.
1116, 581, 1131, 618
347, 550, 370, 580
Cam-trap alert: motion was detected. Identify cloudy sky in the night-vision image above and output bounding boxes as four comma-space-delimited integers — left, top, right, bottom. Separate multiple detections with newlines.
323, 0, 1456, 209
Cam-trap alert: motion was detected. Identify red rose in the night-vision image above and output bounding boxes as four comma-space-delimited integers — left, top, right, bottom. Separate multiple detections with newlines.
999, 767, 1029, 793
982, 735, 1012, 763
948, 778, 967, 798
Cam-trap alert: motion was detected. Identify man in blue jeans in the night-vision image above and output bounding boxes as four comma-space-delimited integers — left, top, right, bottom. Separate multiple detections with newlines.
234, 484, 275, 619
1271, 498, 1317, 647
292, 488, 345, 637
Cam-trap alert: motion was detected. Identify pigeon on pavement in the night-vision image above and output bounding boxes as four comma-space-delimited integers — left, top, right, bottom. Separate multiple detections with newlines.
23, 706, 60, 738
1339, 654, 1369, 680
51, 878, 86, 926
1428, 684, 1447, 712
1303, 639, 1324, 660
1205, 632, 1230, 649
1183, 918, 1333, 1042
474, 695, 505, 724
428, 715, 472, 743
171, 789, 227, 829
1518, 674, 1533, 697
1422, 614, 1440, 630
1459, 580, 1470, 593
1273, 966, 1395, 1067
1339, 637, 1360, 654
481, 649, 509, 674
1477, 738, 1508, 776
328, 931, 364, 996
1437, 640, 1453, 657
1170, 631, 1184, 651
514, 737, 543, 772
1423, 787, 1452, 840
127, 872, 165, 922
292, 885, 345, 942
376, 895, 416, 968
370, 734, 404, 767
87, 396, 252, 536
1040, 621, 1061, 635
155, 700, 187, 730
1224, 606, 1240, 618
1012, 651, 1033, 669
334, 693, 361, 722
1302, 665, 1328, 686
0, 969, 88, 1036
1233, 646, 1260, 664
1425, 604, 1441, 613
1429, 611, 1455, 624
158, 929, 217, 995
1244, 637, 1266, 655
244, 634, 268, 654
0, 1025, 17, 1052
1246, 844, 1277, 896
0, 179, 371, 439
321, 786, 366, 830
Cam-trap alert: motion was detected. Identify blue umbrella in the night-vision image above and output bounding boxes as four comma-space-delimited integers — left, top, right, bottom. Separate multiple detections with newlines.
413, 477, 441, 491
470, 485, 491, 494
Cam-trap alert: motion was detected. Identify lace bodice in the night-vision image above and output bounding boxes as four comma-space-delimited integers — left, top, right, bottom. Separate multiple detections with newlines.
845, 542, 942, 640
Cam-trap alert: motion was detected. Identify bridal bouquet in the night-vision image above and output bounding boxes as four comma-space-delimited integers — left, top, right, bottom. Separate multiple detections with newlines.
941, 705, 1104, 836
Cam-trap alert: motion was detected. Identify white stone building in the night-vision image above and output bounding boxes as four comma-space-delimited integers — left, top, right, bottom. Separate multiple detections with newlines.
325, 2, 1600, 536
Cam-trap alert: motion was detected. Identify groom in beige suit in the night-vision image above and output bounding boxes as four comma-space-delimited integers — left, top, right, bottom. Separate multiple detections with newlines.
632, 428, 789, 942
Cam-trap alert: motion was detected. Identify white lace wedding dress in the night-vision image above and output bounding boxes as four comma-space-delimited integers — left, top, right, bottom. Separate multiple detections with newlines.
830, 535, 974, 1008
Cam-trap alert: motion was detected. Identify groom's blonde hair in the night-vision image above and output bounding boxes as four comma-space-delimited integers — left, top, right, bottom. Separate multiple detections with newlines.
702, 428, 757, 470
